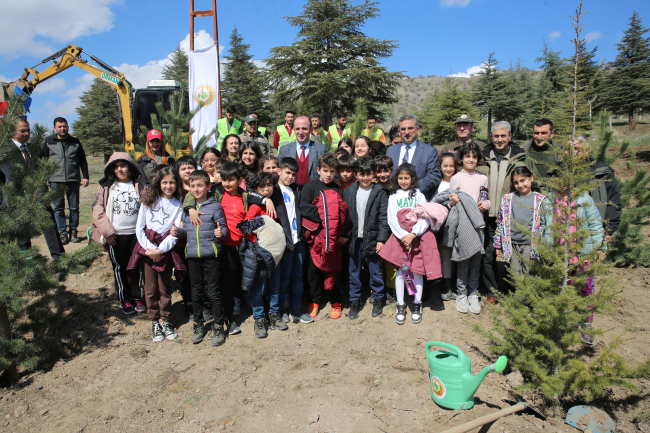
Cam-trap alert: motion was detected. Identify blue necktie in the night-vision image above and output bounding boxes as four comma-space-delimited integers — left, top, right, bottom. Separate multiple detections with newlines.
402, 145, 411, 164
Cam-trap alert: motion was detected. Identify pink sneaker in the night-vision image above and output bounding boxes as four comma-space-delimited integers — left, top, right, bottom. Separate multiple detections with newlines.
134, 299, 147, 313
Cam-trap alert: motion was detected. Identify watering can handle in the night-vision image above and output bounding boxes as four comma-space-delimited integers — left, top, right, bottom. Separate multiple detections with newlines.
425, 341, 467, 363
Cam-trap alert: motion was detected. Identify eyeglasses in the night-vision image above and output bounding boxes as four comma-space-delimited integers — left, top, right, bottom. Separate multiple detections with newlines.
16, 129, 30, 133
399, 126, 416, 131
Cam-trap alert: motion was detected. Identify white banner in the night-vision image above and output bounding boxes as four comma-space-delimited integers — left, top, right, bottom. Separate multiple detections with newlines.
189, 45, 219, 149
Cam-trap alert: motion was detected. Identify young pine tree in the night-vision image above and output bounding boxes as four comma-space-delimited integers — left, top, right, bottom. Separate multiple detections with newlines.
478, 2, 650, 403
0, 96, 99, 384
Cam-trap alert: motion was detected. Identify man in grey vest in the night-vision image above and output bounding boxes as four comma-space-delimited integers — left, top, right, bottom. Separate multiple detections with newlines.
439, 114, 488, 154
480, 121, 525, 303
42, 117, 89, 244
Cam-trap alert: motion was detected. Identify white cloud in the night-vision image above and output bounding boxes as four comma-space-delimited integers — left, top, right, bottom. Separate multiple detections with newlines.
585, 31, 602, 43
0, 74, 18, 83
42, 74, 94, 119
449, 63, 487, 78
1, 0, 119, 58
549, 31, 562, 41
32, 78, 67, 94
440, 0, 471, 7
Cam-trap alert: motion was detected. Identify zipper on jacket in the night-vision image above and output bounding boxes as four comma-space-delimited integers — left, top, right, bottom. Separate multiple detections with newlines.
195, 203, 202, 258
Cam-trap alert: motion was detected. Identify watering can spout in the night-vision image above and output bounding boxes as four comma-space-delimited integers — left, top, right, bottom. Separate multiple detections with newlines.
464, 356, 508, 401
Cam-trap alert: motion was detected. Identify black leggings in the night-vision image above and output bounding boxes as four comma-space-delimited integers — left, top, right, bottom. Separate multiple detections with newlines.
188, 256, 223, 324
307, 253, 342, 306
107, 234, 142, 305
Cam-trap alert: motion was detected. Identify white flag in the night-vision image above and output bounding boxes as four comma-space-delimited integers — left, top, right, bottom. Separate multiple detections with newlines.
189, 45, 219, 149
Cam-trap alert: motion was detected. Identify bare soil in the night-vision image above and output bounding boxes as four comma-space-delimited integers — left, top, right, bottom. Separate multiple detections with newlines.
1, 156, 649, 433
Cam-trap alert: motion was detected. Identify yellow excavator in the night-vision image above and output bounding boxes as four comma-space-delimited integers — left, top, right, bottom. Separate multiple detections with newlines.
1, 44, 181, 152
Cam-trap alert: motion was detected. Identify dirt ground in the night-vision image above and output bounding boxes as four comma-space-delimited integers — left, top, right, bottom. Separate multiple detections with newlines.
2, 149, 650, 433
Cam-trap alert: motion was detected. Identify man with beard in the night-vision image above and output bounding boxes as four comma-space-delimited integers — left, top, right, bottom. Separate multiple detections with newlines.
240, 115, 274, 155
523, 118, 560, 180
481, 121, 525, 303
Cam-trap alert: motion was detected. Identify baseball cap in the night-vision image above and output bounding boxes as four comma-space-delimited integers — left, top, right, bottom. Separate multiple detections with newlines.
147, 129, 162, 141
455, 114, 474, 124
244, 114, 258, 124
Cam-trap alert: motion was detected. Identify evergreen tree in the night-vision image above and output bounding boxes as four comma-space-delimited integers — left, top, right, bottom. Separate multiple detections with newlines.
72, 78, 121, 158
29, 123, 49, 149
601, 11, 650, 125
266, 0, 400, 126
494, 61, 534, 140
471, 53, 502, 141
161, 46, 189, 113
0, 96, 98, 384
417, 78, 480, 144
221, 28, 270, 125
530, 42, 566, 122
477, 3, 650, 403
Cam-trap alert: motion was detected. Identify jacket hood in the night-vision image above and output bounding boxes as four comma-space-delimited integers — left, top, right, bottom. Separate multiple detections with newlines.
100, 152, 140, 185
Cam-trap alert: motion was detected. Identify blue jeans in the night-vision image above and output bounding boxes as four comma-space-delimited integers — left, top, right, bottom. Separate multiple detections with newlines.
252, 272, 280, 319
271, 240, 305, 312
50, 181, 80, 232
349, 240, 385, 302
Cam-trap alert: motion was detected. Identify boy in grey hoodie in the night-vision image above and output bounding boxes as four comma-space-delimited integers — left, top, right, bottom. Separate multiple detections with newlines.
172, 170, 228, 346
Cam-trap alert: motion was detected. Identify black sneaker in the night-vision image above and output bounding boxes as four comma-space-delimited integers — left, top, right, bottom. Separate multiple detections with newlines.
412, 303, 423, 324
227, 318, 241, 335
254, 318, 267, 338
212, 323, 226, 347
386, 293, 396, 304
348, 301, 360, 320
372, 299, 383, 317
161, 322, 178, 340
59, 231, 69, 246
203, 304, 214, 323
191, 322, 205, 344
440, 279, 457, 301
70, 230, 81, 243
269, 313, 288, 331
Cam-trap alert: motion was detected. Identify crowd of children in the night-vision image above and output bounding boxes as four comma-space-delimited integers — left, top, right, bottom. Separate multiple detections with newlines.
91, 129, 606, 344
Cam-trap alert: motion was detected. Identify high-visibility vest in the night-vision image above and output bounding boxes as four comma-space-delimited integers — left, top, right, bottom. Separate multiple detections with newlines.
258, 126, 267, 137
216, 118, 242, 151
276, 124, 297, 149
362, 127, 383, 142
328, 124, 352, 150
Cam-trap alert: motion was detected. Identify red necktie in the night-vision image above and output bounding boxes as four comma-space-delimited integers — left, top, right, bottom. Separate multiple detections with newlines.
299, 145, 306, 163
21, 144, 32, 169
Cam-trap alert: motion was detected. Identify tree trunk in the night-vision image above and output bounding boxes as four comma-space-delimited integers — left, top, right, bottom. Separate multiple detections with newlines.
628, 109, 635, 126
0, 304, 18, 384
487, 109, 492, 144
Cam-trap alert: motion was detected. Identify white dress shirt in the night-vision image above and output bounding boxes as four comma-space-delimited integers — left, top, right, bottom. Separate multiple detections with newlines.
12, 139, 29, 161
398, 141, 417, 164
296, 140, 310, 158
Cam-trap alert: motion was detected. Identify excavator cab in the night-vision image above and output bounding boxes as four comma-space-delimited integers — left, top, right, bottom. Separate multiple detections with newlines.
131, 80, 182, 144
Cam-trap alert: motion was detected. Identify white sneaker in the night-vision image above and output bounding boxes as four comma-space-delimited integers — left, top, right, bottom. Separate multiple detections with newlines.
161, 322, 177, 340
456, 295, 469, 314
232, 298, 242, 316
468, 294, 481, 315
152, 321, 164, 342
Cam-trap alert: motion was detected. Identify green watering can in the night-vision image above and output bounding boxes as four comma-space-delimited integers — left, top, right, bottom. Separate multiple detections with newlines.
426, 341, 507, 410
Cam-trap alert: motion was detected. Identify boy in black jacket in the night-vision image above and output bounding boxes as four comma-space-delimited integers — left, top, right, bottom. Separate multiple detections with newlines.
298, 153, 344, 319
257, 158, 314, 324
341, 157, 390, 319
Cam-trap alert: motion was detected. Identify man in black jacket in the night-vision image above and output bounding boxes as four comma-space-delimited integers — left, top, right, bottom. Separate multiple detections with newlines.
42, 117, 89, 244
341, 157, 391, 319
0, 118, 65, 260
253, 157, 314, 324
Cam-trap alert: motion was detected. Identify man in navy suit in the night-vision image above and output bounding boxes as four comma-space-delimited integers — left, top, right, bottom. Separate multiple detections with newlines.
386, 114, 441, 200
278, 116, 328, 186
0, 118, 65, 260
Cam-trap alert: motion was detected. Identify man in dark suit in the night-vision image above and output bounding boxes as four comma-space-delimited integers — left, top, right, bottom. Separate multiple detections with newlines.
0, 118, 65, 260
386, 114, 442, 200
278, 116, 328, 186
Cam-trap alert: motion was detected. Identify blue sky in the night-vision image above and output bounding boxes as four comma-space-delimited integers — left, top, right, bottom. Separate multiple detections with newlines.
2, 0, 649, 130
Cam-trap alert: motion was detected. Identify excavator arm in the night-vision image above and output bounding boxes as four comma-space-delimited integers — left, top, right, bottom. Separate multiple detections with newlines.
17, 44, 135, 151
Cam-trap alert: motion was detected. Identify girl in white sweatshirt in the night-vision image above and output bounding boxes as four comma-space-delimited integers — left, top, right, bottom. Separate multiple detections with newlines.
387, 163, 428, 325
135, 166, 183, 342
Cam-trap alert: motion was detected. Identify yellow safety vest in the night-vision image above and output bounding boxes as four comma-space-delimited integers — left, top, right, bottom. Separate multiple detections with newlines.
276, 124, 297, 149
258, 126, 267, 136
328, 124, 352, 150
216, 118, 242, 151
361, 127, 383, 142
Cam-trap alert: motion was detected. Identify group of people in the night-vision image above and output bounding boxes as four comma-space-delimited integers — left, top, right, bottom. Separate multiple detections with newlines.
6, 109, 622, 347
